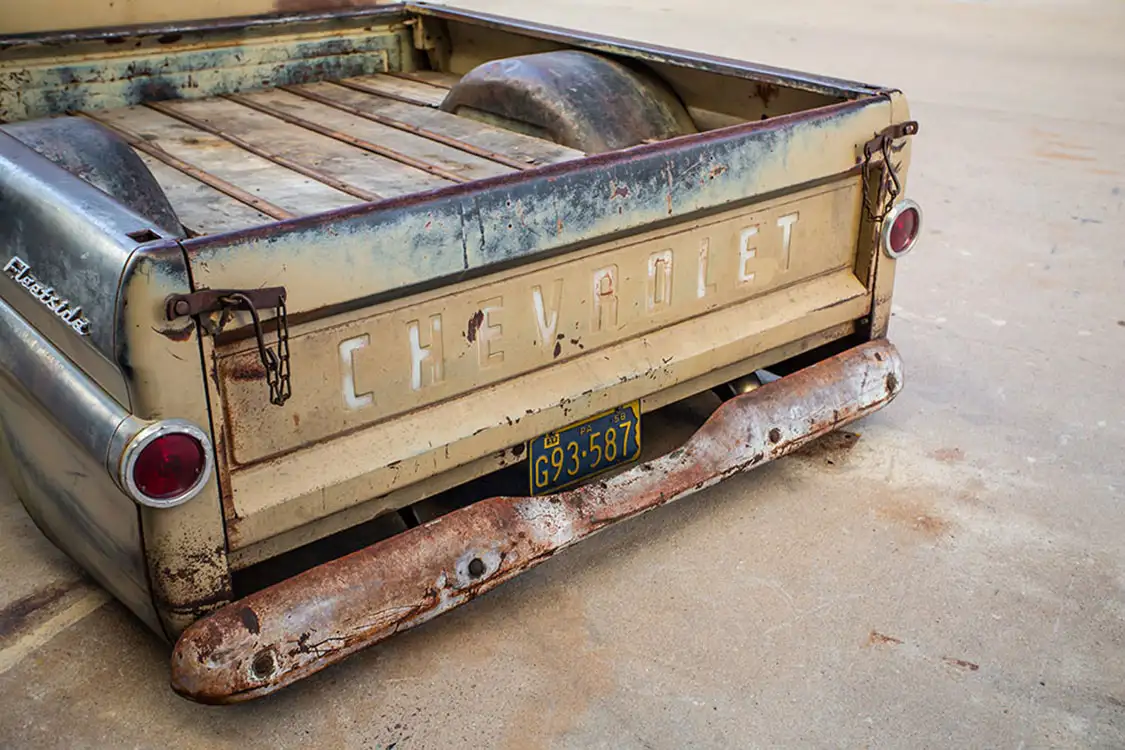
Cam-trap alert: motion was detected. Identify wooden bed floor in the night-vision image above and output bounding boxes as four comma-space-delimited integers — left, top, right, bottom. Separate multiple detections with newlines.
79, 72, 584, 236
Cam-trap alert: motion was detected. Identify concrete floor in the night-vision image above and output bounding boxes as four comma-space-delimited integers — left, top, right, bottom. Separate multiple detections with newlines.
2, 0, 1124, 747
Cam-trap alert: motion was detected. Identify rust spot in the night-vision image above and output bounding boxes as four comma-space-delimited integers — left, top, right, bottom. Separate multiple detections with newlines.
755, 83, 780, 108
553, 342, 562, 358
229, 359, 267, 381
867, 630, 903, 647
292, 413, 301, 428
708, 164, 727, 179
941, 656, 980, 671
609, 182, 630, 199
885, 372, 898, 394
877, 501, 949, 538
932, 447, 964, 463
792, 430, 860, 465
153, 321, 195, 342
0, 581, 77, 640
767, 428, 782, 444
238, 607, 261, 635
466, 310, 485, 343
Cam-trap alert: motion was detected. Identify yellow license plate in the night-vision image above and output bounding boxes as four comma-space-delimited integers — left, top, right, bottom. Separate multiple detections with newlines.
529, 401, 642, 494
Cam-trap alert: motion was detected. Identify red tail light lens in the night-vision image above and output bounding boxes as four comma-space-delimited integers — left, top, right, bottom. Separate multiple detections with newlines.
133, 433, 206, 499
882, 199, 923, 258
121, 421, 213, 508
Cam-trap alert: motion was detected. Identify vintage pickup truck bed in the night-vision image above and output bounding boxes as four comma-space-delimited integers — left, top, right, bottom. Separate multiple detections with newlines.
85, 72, 583, 235
0, 3, 920, 702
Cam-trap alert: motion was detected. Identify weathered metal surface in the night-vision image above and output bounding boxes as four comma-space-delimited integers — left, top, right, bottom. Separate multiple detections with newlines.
0, 2, 405, 36
171, 339, 903, 703
0, 16, 408, 122
218, 179, 862, 466
0, 117, 183, 238
440, 50, 697, 153
0, 6, 403, 43
0, 130, 175, 403
224, 269, 869, 550
119, 244, 236, 637
0, 296, 161, 633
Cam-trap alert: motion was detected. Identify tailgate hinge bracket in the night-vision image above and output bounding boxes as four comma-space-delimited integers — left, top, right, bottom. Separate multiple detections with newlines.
166, 288, 291, 407
861, 120, 919, 223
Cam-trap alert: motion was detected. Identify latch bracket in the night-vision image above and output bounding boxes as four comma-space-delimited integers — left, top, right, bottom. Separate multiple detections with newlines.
861, 120, 919, 224
166, 287, 291, 407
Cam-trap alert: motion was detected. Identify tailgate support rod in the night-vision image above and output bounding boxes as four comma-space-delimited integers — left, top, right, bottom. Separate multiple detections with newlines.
171, 339, 903, 703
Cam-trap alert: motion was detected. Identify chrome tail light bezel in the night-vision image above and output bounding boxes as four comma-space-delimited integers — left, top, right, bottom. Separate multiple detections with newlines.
881, 198, 923, 258
119, 419, 214, 509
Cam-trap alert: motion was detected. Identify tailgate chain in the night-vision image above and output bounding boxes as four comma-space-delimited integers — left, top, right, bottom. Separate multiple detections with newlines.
223, 292, 291, 407
861, 120, 919, 224
166, 287, 292, 407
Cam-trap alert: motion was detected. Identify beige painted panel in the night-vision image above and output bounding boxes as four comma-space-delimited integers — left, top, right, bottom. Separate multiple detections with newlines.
227, 270, 869, 548
228, 318, 856, 566
218, 178, 862, 466
0, 1, 396, 36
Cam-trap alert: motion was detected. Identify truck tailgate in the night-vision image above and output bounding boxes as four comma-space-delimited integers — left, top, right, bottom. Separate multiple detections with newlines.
183, 96, 897, 556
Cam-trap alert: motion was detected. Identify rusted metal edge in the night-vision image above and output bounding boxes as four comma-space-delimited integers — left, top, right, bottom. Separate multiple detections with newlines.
145, 102, 381, 203
222, 93, 468, 184
283, 83, 532, 170
77, 112, 293, 220
407, 2, 885, 99
333, 78, 441, 109
171, 339, 903, 704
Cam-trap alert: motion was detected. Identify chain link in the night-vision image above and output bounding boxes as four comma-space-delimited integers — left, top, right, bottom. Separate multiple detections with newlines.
861, 119, 917, 225
220, 292, 292, 407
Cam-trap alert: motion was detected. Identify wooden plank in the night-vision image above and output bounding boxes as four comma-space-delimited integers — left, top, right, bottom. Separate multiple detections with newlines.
297, 81, 585, 168
91, 106, 360, 218
164, 96, 451, 198
388, 71, 461, 90
146, 101, 383, 203
338, 73, 449, 108
83, 111, 294, 221
138, 155, 276, 236
225, 93, 472, 184
244, 89, 516, 182
281, 85, 532, 171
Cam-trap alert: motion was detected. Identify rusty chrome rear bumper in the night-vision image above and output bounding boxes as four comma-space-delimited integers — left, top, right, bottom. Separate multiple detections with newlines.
171, 339, 902, 703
